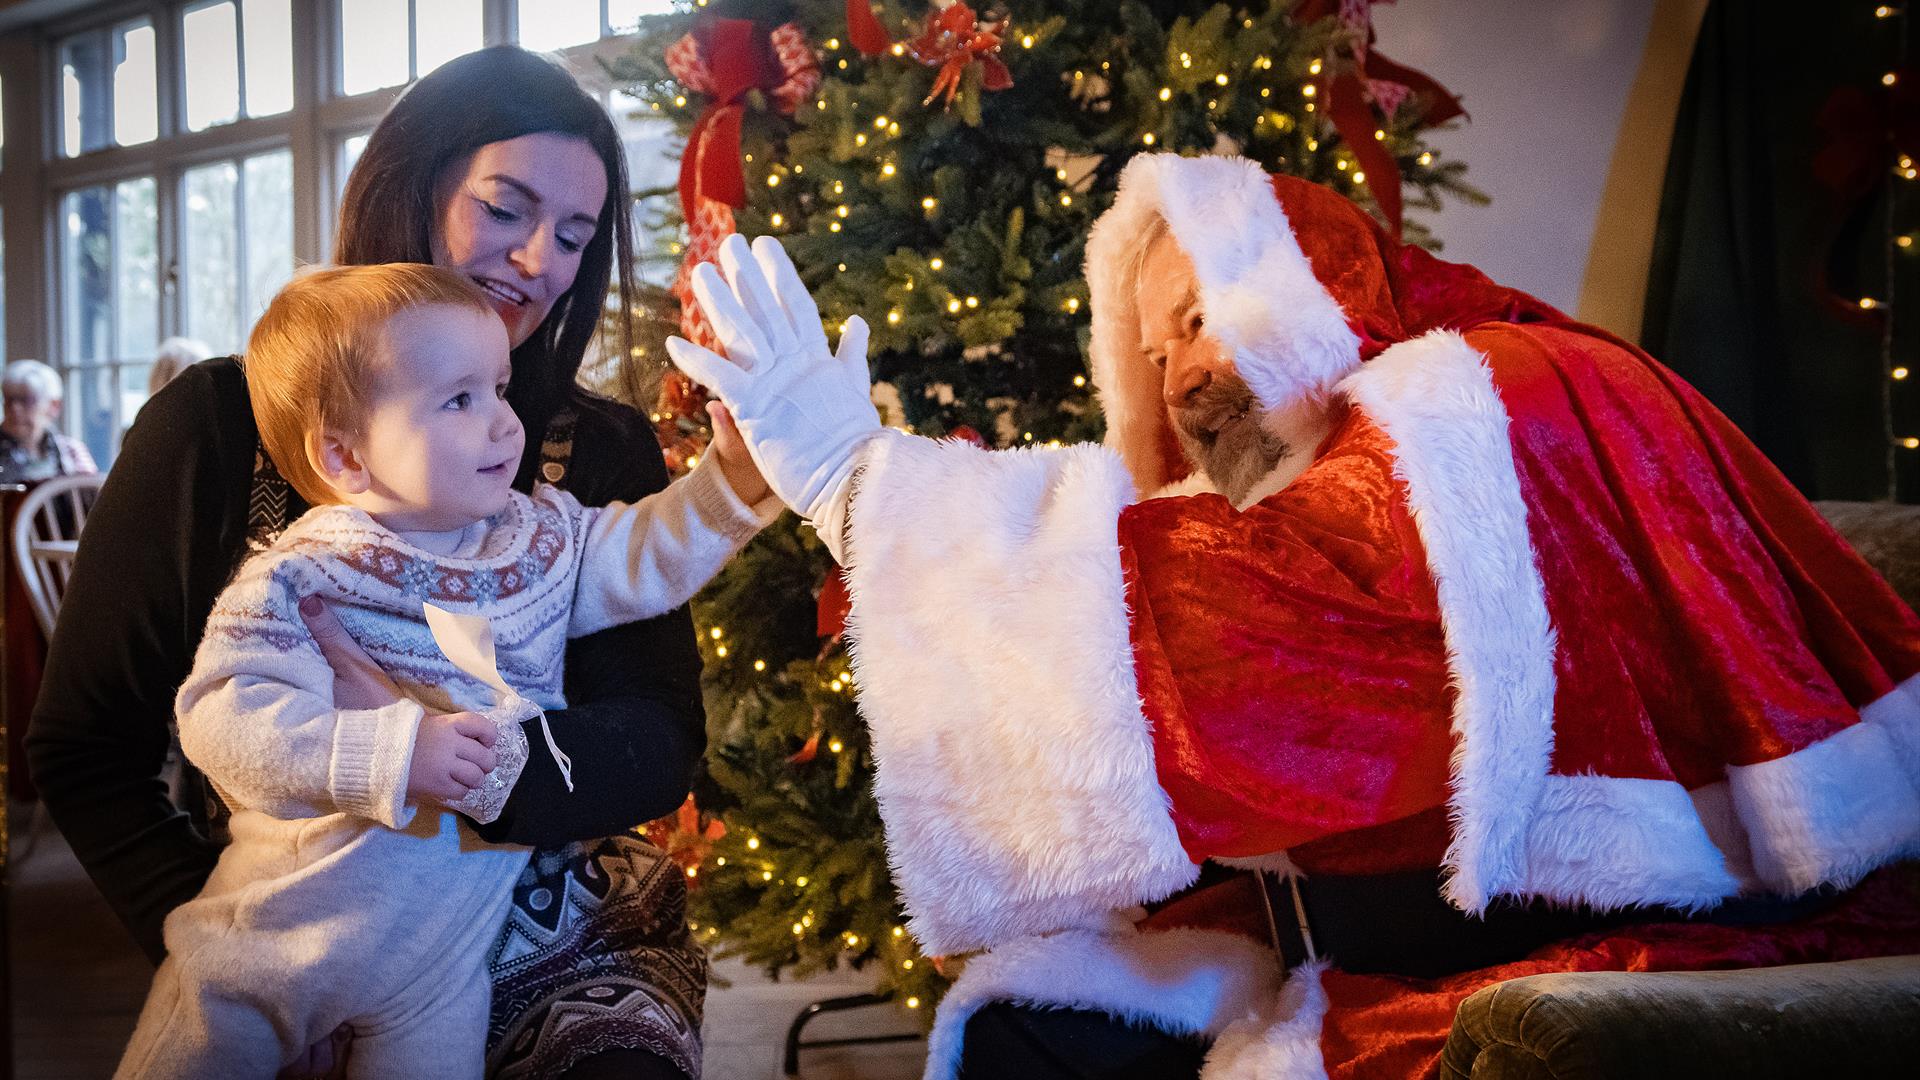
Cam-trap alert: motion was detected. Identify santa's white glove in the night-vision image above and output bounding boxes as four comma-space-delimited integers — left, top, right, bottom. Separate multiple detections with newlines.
665, 235, 881, 558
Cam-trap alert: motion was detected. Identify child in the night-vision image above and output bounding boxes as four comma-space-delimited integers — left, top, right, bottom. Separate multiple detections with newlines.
115, 264, 779, 1079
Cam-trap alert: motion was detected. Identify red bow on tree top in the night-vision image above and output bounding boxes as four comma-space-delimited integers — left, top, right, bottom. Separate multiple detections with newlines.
664, 17, 819, 353
1293, 0, 1465, 237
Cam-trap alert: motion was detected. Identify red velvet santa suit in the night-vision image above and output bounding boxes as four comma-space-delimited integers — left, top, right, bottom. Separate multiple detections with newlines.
837, 154, 1920, 1080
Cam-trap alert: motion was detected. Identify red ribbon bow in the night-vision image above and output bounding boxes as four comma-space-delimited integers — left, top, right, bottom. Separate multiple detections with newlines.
664, 19, 819, 360
1294, 0, 1465, 238
665, 18, 820, 222
907, 1, 1014, 108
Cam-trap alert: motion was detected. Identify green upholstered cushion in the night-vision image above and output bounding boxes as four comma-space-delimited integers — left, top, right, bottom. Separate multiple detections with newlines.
1438, 955, 1920, 1079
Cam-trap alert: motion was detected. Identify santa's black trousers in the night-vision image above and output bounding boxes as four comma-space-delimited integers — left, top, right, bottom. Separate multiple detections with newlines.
957, 1003, 1207, 1079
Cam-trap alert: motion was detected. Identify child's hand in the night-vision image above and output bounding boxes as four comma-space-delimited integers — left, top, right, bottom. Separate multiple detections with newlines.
407, 712, 501, 806
707, 401, 771, 506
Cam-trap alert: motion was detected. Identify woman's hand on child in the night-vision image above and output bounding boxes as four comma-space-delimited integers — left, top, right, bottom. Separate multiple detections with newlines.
407, 712, 501, 805
707, 401, 771, 505
300, 595, 403, 710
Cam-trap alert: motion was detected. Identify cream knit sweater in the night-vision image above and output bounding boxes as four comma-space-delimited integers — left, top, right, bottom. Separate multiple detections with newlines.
139, 462, 776, 1067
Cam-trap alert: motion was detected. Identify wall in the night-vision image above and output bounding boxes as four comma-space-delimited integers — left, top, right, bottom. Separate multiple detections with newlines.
1372, 0, 1708, 340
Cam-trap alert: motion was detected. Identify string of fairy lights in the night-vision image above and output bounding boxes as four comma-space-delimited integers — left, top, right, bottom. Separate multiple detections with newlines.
1875, 4, 1915, 497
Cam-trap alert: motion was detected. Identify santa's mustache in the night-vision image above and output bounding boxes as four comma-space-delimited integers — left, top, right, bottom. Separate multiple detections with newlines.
1175, 373, 1259, 445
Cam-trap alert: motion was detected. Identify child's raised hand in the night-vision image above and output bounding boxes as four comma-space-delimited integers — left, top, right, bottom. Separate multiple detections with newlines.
707, 401, 772, 506
407, 711, 501, 806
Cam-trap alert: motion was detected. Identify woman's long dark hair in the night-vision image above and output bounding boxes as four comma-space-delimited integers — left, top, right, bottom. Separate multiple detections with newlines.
334, 46, 634, 428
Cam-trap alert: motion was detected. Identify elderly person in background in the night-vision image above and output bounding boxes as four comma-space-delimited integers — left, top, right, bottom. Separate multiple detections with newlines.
1, 359, 96, 484
146, 337, 212, 401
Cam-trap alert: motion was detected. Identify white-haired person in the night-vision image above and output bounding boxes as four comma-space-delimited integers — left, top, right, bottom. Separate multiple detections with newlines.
1, 359, 96, 485
147, 337, 213, 400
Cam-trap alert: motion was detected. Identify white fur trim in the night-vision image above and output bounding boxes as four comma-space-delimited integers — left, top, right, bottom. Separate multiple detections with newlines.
1200, 962, 1331, 1080
1340, 330, 1559, 913
1085, 154, 1361, 492
844, 431, 1198, 955
1727, 676, 1920, 894
1516, 774, 1738, 911
921, 928, 1283, 1080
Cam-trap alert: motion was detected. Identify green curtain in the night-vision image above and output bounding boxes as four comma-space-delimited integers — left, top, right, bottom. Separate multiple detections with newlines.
1643, 0, 1915, 501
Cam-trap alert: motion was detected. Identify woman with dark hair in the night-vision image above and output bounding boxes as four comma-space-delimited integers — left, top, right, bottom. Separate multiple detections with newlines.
29, 47, 711, 1080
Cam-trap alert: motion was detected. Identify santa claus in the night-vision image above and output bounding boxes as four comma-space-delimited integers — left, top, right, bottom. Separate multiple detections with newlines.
668, 153, 1920, 1080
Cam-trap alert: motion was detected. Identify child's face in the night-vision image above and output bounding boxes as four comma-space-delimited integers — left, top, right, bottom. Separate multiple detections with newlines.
348, 303, 524, 532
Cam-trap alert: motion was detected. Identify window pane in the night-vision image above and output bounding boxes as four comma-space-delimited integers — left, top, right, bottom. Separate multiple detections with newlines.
113, 21, 158, 147
341, 131, 371, 186
608, 0, 675, 34
67, 364, 116, 469
517, 0, 598, 52
243, 0, 294, 117
116, 178, 160, 360
184, 162, 240, 352
243, 150, 295, 330
415, 0, 482, 78
183, 2, 241, 132
62, 186, 112, 363
613, 88, 677, 196
59, 34, 112, 157
120, 363, 156, 434
340, 0, 410, 95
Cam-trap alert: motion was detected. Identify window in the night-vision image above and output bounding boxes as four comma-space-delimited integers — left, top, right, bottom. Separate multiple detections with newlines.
60, 178, 158, 463
180, 150, 295, 354
20, 0, 682, 467
59, 17, 158, 156
339, 0, 483, 95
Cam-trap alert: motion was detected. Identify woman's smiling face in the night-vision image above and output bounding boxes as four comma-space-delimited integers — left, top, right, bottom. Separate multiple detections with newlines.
430, 131, 609, 349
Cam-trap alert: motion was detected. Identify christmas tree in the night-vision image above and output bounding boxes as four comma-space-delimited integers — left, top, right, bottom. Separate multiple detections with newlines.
608, 0, 1483, 1010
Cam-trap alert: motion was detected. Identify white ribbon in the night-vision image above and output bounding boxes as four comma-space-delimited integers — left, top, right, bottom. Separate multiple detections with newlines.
423, 602, 574, 796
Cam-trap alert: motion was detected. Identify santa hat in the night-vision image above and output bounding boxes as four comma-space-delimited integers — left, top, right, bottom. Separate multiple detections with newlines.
1084, 153, 1562, 493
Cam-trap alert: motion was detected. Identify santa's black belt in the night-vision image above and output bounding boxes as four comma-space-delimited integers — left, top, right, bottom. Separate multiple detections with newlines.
1252, 868, 1837, 979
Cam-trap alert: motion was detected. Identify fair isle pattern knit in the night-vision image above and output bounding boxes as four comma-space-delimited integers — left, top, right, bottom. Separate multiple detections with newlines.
208, 485, 590, 716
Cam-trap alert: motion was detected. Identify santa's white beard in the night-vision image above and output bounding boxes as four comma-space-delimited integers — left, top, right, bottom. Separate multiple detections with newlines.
1174, 381, 1289, 505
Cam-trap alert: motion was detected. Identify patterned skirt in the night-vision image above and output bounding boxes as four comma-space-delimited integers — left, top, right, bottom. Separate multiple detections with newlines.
484, 836, 707, 1079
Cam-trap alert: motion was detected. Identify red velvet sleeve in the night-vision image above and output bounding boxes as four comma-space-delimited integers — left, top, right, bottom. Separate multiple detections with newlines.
1116, 408, 1456, 862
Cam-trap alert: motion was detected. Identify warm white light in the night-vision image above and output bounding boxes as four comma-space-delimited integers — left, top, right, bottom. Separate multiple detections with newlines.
855, 132, 867, 146
829, 738, 844, 753
1895, 367, 1910, 380
1021, 34, 1034, 48
769, 213, 785, 227
965, 296, 979, 308
796, 876, 809, 887
1215, 73, 1229, 85
1158, 87, 1172, 101
747, 836, 760, 849
947, 299, 962, 313
1309, 59, 1323, 75
1073, 374, 1087, 386
921, 196, 937, 210
754, 659, 767, 671
887, 309, 902, 325
881, 162, 896, 177
929, 257, 944, 270
1302, 83, 1316, 97
1143, 132, 1156, 145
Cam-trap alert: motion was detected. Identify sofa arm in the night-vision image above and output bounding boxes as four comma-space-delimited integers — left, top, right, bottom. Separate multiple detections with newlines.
1817, 500, 1920, 609
1439, 955, 1920, 1079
